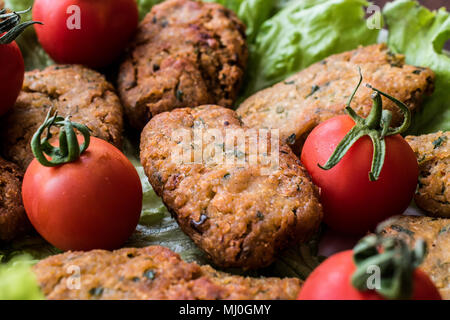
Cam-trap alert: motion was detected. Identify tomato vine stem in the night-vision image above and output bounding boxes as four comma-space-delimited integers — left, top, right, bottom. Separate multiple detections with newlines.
351, 234, 426, 300
0, 7, 42, 44
31, 109, 91, 167
318, 67, 412, 181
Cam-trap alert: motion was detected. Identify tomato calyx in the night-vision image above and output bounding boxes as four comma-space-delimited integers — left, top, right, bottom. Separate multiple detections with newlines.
0, 7, 42, 44
318, 68, 412, 181
351, 234, 426, 300
31, 109, 91, 167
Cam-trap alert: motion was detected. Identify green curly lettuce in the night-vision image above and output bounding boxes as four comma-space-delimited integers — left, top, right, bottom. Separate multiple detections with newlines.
0, 256, 44, 300
384, 0, 450, 133
242, 0, 379, 97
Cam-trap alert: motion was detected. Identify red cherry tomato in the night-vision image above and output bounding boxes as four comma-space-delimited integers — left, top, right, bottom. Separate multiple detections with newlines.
301, 115, 419, 235
22, 137, 143, 251
33, 0, 138, 68
0, 40, 24, 116
298, 250, 442, 300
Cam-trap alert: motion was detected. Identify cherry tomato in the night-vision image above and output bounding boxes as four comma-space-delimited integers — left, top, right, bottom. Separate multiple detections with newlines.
33, 0, 138, 68
0, 40, 24, 116
298, 250, 442, 300
22, 137, 143, 251
301, 115, 419, 235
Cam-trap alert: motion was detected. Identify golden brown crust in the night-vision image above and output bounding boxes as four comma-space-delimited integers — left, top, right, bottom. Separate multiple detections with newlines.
140, 105, 323, 269
0, 157, 30, 241
237, 44, 435, 153
406, 132, 449, 218
33, 245, 302, 300
378, 215, 449, 299
117, 0, 248, 130
0, 65, 124, 170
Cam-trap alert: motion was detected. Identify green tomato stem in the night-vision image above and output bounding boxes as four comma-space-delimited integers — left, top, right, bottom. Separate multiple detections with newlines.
318, 68, 412, 181
351, 235, 426, 300
31, 109, 91, 167
0, 7, 42, 45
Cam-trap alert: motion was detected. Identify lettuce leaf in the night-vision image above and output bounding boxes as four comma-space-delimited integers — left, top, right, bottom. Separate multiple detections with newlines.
242, 0, 379, 97
384, 0, 450, 133
0, 256, 44, 300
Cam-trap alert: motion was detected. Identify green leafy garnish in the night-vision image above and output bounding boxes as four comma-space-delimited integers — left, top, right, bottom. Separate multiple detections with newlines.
0, 255, 44, 300
384, 0, 450, 134
242, 0, 379, 96
432, 135, 447, 149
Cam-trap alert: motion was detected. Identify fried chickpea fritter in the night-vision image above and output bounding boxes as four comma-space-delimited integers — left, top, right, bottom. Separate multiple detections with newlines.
118, 0, 248, 130
0, 65, 123, 170
140, 105, 323, 269
0, 157, 30, 241
33, 245, 302, 300
237, 44, 435, 153
406, 132, 449, 218
378, 215, 450, 300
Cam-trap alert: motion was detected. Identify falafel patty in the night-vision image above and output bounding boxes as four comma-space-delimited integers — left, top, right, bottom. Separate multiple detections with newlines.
0, 157, 30, 241
237, 44, 435, 153
140, 105, 323, 269
33, 245, 302, 300
117, 0, 248, 130
0, 65, 124, 170
378, 215, 449, 299
406, 131, 449, 218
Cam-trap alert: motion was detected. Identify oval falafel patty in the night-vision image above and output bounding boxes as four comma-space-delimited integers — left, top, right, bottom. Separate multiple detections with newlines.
140, 105, 323, 269
118, 0, 248, 130
33, 245, 302, 300
0, 157, 30, 241
0, 65, 124, 170
237, 44, 435, 153
406, 132, 449, 218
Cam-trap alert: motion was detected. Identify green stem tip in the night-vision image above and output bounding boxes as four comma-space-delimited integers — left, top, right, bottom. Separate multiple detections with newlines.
351, 234, 426, 300
0, 7, 42, 44
31, 109, 91, 167
318, 67, 412, 181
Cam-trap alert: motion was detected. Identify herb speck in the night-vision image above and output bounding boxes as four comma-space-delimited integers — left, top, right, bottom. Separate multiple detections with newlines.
432, 136, 447, 149
89, 287, 104, 297
286, 133, 296, 145
306, 85, 320, 98
176, 90, 184, 102
143, 269, 156, 280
